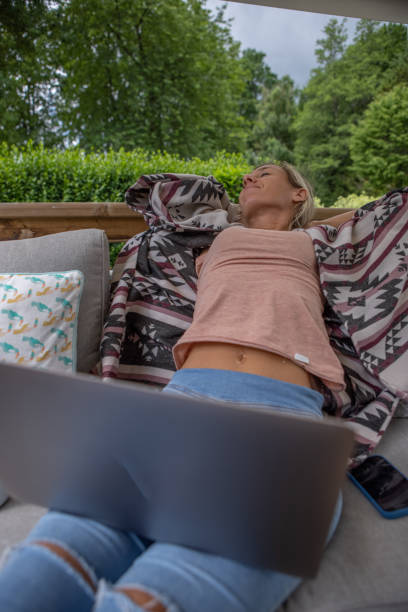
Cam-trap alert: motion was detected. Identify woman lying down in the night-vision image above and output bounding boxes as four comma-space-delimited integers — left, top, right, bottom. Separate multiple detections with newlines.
0, 162, 356, 612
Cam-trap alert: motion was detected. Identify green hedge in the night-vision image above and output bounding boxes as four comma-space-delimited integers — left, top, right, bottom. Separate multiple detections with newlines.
0, 142, 378, 207
0, 142, 252, 204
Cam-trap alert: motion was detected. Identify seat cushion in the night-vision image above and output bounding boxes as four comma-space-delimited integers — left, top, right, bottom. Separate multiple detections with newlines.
280, 418, 408, 611
0, 230, 110, 372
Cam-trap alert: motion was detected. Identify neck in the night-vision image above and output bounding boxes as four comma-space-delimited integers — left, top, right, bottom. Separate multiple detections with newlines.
243, 210, 291, 231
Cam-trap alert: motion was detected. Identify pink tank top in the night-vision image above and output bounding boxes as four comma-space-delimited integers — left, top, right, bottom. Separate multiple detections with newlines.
173, 225, 345, 391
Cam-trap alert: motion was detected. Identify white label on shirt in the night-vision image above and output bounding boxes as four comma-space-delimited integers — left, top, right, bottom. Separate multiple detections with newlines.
294, 353, 310, 364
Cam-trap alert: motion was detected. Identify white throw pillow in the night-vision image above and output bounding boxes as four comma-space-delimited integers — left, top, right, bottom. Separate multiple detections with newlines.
0, 270, 84, 372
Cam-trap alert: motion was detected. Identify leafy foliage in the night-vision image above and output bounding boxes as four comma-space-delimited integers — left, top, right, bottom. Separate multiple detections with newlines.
1, 5, 407, 203
0, 142, 252, 203
248, 76, 297, 164
315, 18, 348, 67
1, 0, 252, 158
60, 0, 251, 156
0, 0, 59, 146
350, 84, 408, 193
294, 20, 408, 204
330, 192, 379, 209
239, 48, 278, 124
0, 141, 382, 209
109, 241, 125, 268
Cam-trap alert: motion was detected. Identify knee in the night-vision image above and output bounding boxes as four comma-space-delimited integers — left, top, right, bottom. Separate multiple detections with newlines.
26, 511, 146, 581
33, 540, 98, 592
1, 538, 97, 596
94, 580, 174, 612
0, 538, 97, 612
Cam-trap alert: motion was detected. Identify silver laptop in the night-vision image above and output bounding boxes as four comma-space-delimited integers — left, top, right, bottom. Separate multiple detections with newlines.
0, 361, 353, 578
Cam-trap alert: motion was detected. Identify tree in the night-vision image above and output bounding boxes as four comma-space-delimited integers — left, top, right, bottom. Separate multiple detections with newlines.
315, 17, 348, 67
1, 0, 250, 157
0, 0, 59, 146
294, 20, 408, 204
248, 76, 297, 163
350, 84, 408, 193
239, 48, 277, 125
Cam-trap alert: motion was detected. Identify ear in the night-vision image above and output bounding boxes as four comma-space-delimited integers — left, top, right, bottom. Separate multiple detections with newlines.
293, 188, 307, 203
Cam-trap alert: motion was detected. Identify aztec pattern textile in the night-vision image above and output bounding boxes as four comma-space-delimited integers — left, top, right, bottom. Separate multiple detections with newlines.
100, 173, 240, 384
304, 187, 408, 464
100, 174, 408, 465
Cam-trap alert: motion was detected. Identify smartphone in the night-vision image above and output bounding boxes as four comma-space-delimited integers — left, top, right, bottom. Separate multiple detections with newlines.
348, 455, 408, 519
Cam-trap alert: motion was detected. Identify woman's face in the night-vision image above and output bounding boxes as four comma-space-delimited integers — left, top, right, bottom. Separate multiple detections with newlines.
239, 164, 301, 214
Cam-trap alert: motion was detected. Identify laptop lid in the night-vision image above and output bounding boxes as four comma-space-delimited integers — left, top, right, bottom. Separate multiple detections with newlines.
0, 362, 353, 578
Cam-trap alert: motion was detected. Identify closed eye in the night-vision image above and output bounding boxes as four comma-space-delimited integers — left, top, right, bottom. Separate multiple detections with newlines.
243, 170, 272, 186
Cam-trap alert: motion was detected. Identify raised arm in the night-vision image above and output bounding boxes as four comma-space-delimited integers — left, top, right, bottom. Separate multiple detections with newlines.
305, 209, 355, 230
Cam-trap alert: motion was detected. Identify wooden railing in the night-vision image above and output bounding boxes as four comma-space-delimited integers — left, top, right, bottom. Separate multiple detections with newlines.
0, 202, 352, 241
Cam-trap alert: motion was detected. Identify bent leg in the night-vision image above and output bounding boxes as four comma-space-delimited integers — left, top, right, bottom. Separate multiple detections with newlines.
0, 511, 149, 612
94, 543, 300, 612
94, 494, 342, 612
94, 496, 342, 612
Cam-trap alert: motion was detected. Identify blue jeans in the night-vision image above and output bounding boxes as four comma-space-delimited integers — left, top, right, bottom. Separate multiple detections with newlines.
0, 369, 342, 612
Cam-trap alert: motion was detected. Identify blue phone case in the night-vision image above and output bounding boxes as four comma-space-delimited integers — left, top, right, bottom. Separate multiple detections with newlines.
347, 454, 408, 519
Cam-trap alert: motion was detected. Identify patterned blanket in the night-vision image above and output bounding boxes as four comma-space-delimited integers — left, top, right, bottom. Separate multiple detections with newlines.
101, 174, 408, 465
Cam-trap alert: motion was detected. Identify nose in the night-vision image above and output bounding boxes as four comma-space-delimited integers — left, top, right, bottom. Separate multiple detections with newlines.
243, 173, 255, 187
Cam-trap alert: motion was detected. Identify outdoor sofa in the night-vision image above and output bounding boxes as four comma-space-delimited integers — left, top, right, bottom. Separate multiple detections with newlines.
0, 227, 407, 612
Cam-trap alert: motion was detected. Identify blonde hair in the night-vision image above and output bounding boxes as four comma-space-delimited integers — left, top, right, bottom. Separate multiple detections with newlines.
254, 160, 315, 230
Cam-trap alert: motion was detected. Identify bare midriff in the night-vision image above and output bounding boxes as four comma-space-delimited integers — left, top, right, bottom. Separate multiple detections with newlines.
181, 342, 320, 391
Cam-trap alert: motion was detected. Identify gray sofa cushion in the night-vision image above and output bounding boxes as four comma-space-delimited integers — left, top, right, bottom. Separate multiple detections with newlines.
278, 418, 408, 611
344, 604, 408, 611
0, 230, 110, 372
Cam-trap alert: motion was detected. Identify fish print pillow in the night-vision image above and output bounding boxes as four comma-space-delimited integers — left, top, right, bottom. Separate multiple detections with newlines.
0, 270, 84, 372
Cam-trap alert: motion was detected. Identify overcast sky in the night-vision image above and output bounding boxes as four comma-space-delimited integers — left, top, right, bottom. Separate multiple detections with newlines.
205, 0, 361, 87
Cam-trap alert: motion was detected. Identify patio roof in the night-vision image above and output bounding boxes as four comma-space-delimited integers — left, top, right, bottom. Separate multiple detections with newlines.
226, 0, 408, 24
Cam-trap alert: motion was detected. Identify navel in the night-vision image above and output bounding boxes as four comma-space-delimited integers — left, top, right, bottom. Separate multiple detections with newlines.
236, 350, 247, 364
